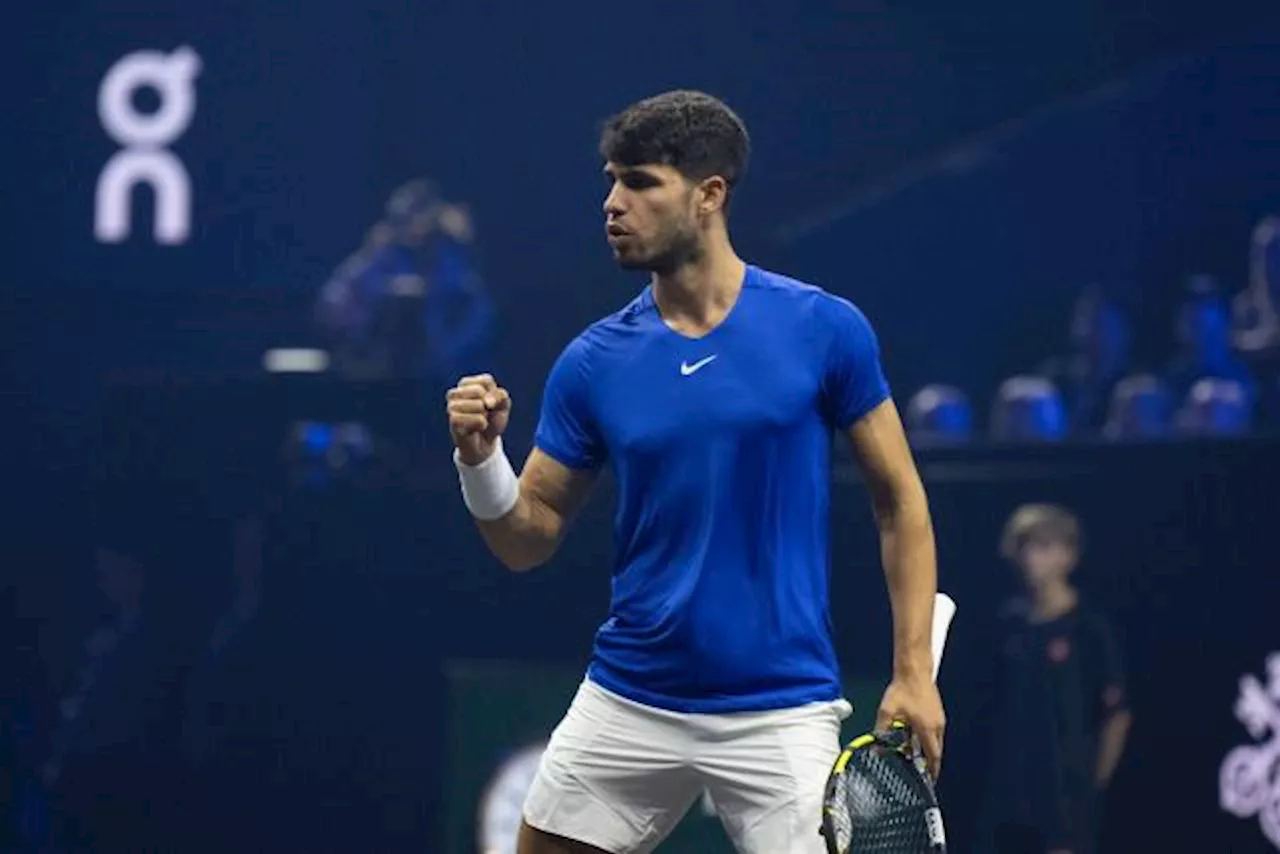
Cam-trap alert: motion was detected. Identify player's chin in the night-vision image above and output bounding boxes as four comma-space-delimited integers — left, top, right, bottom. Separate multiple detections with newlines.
612, 247, 651, 271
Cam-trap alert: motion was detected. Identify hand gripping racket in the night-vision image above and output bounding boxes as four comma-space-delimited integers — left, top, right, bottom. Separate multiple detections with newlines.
820, 592, 957, 854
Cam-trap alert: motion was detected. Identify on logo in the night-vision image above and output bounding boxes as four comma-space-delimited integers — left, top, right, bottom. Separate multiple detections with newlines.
95, 46, 201, 245
1219, 652, 1280, 849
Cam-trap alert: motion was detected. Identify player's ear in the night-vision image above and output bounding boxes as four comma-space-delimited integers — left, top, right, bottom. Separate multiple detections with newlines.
696, 175, 729, 216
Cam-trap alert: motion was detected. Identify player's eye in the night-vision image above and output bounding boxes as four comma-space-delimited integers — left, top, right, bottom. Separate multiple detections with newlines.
622, 173, 658, 190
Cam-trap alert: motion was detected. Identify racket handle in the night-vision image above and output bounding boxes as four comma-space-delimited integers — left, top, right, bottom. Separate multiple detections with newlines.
930, 593, 957, 685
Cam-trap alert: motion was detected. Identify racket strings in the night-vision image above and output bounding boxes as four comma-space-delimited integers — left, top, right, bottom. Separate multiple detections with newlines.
826, 743, 939, 853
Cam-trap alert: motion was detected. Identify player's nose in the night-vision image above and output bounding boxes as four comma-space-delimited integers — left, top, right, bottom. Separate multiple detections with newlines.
603, 184, 625, 216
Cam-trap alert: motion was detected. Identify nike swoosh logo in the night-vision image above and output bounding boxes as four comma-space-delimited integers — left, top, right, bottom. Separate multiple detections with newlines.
680, 355, 718, 376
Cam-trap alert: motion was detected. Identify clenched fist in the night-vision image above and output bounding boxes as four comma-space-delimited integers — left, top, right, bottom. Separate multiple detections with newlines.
446, 374, 512, 465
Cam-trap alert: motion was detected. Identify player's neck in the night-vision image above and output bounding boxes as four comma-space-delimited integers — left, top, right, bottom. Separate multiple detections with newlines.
650, 237, 746, 334
1027, 581, 1078, 624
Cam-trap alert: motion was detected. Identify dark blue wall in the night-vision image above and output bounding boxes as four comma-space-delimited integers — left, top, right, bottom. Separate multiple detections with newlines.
10, 4, 1280, 466
776, 25, 1280, 411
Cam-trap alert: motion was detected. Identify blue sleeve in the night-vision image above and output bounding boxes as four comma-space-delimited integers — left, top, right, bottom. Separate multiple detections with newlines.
820, 295, 892, 429
533, 335, 607, 470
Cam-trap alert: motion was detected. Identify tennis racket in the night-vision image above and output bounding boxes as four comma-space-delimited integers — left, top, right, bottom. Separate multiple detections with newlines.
819, 592, 957, 854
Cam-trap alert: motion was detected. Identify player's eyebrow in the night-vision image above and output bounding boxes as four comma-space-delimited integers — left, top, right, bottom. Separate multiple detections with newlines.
604, 165, 661, 188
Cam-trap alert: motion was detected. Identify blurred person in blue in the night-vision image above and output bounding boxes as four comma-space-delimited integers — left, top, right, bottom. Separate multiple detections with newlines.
446, 90, 943, 854
1164, 275, 1254, 413
316, 178, 495, 382
981, 504, 1131, 854
1038, 286, 1132, 434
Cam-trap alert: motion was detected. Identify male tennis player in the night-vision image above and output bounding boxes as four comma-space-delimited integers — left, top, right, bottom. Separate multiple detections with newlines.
446, 90, 944, 854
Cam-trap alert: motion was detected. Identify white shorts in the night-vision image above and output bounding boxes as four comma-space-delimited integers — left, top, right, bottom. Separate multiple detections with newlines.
523, 678, 852, 854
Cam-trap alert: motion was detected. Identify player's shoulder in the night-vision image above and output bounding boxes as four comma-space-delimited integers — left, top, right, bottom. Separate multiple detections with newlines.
581, 289, 654, 344
748, 266, 875, 329
554, 290, 653, 367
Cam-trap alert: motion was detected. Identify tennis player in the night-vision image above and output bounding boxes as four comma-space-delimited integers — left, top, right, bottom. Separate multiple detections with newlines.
446, 90, 944, 854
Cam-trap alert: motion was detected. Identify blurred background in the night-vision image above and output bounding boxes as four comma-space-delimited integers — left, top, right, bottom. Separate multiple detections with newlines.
5, 1, 1280, 851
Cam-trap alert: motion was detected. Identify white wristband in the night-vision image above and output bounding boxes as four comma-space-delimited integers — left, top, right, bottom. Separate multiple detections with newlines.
453, 437, 520, 521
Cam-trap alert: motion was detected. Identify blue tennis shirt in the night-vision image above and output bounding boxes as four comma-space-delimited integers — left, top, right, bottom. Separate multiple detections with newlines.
533, 265, 891, 713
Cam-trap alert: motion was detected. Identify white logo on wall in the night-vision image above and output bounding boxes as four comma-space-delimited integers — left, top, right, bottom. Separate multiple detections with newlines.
95, 46, 201, 245
1219, 652, 1280, 849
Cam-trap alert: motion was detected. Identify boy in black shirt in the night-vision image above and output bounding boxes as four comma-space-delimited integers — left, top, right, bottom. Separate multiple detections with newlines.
983, 504, 1132, 854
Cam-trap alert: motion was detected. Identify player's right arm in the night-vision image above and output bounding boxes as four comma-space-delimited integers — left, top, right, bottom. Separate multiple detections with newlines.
447, 373, 597, 571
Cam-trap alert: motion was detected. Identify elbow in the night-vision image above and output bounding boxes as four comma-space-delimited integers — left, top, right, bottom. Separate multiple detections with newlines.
495, 543, 555, 573
873, 484, 932, 534
480, 508, 562, 573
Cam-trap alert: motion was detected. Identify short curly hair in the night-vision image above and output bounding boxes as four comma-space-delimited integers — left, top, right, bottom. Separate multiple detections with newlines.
599, 90, 750, 191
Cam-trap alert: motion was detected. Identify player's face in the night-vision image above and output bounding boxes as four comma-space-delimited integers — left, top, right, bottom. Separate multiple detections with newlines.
1018, 537, 1076, 590
603, 163, 701, 273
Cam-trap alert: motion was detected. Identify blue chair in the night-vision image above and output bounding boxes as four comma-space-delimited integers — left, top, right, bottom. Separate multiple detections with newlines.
905, 384, 973, 446
1175, 377, 1253, 438
990, 376, 1067, 442
1103, 374, 1174, 441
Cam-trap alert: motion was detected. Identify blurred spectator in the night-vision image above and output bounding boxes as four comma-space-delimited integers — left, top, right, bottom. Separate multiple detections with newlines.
1102, 374, 1174, 441
41, 543, 172, 852
183, 516, 264, 759
1164, 275, 1255, 410
905, 384, 974, 445
990, 376, 1067, 442
981, 504, 1131, 854
179, 514, 281, 852
1175, 377, 1254, 438
1039, 287, 1132, 433
316, 177, 495, 383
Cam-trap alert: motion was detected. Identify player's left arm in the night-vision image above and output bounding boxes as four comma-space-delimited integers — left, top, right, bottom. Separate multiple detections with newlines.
846, 400, 938, 685
846, 404, 946, 777
820, 293, 945, 777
